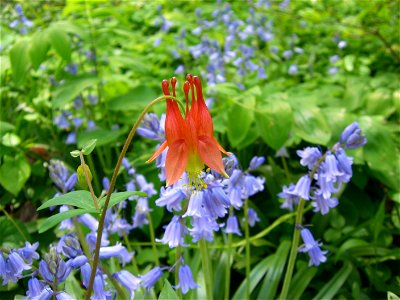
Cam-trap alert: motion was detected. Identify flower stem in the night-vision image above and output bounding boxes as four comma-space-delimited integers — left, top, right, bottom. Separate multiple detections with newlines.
72, 218, 92, 261
199, 238, 213, 300
224, 232, 232, 300
244, 199, 251, 300
79, 151, 99, 210
122, 232, 139, 274
279, 198, 305, 299
175, 245, 182, 300
84, 95, 183, 300
146, 211, 160, 267
0, 207, 27, 241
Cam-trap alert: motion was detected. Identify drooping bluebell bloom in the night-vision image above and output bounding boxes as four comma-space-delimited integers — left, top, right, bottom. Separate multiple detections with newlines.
92, 273, 112, 300
288, 175, 311, 200
136, 174, 157, 198
189, 216, 220, 242
132, 197, 150, 228
288, 64, 298, 75
226, 215, 242, 236
137, 113, 165, 141
56, 234, 82, 258
246, 208, 261, 227
278, 183, 300, 211
298, 228, 328, 266
78, 214, 99, 232
99, 243, 133, 266
242, 174, 265, 198
80, 263, 91, 288
155, 186, 186, 212
311, 190, 338, 215
59, 205, 74, 230
86, 232, 110, 252
140, 267, 163, 292
25, 277, 52, 300
249, 156, 265, 171
204, 186, 230, 218
183, 191, 205, 218
2, 251, 32, 285
48, 160, 69, 191
55, 291, 75, 300
18, 242, 39, 264
176, 264, 199, 294
282, 49, 293, 59
156, 215, 186, 248
39, 249, 71, 284
113, 270, 141, 300
339, 122, 367, 149
296, 147, 322, 170
335, 148, 353, 182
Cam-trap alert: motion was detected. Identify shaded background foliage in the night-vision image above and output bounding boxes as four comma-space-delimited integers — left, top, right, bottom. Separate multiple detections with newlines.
0, 0, 399, 299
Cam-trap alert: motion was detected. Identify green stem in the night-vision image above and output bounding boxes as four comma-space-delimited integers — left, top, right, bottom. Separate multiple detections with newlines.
72, 218, 92, 262
146, 211, 160, 267
224, 232, 232, 300
122, 232, 139, 274
79, 151, 99, 210
199, 239, 213, 300
244, 199, 251, 300
0, 207, 28, 241
279, 198, 305, 300
175, 245, 183, 300
281, 156, 291, 180
84, 95, 183, 300
86, 154, 101, 195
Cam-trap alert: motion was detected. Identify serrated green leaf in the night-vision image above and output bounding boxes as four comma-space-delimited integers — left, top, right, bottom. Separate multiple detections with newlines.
227, 96, 255, 147
311, 263, 353, 300
99, 191, 147, 210
47, 26, 71, 61
0, 156, 31, 196
82, 139, 97, 155
158, 279, 178, 300
10, 39, 30, 86
107, 85, 157, 111
38, 209, 90, 233
52, 76, 98, 108
256, 101, 293, 150
38, 190, 98, 212
30, 30, 50, 70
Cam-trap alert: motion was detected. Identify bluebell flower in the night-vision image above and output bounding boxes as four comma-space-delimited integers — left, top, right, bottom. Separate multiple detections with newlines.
226, 215, 242, 236
86, 232, 110, 252
136, 174, 156, 197
288, 64, 298, 75
15, 4, 23, 16
329, 54, 339, 63
288, 175, 311, 200
87, 120, 96, 130
39, 249, 71, 284
275, 147, 289, 158
140, 267, 163, 292
322, 153, 343, 182
102, 177, 110, 192
298, 228, 328, 266
226, 169, 244, 209
189, 216, 220, 242
25, 277, 52, 300
137, 113, 165, 141
175, 64, 185, 74
0, 252, 7, 283
55, 291, 75, 300
328, 67, 339, 75
132, 198, 150, 228
294, 47, 304, 54
65, 132, 76, 145
335, 148, 353, 182
246, 208, 260, 227
249, 156, 265, 172
296, 147, 322, 169
68, 255, 88, 268
88, 94, 98, 105
314, 170, 338, 200
80, 263, 91, 288
3, 251, 31, 284
156, 216, 186, 248
339, 122, 367, 149
204, 186, 230, 218
56, 234, 82, 258
48, 160, 77, 193
99, 243, 133, 266
92, 273, 112, 300
183, 192, 205, 218
78, 214, 99, 232
65, 63, 78, 75
113, 270, 141, 300
109, 217, 132, 237
59, 205, 74, 230
258, 67, 267, 79
278, 184, 300, 211
18, 242, 39, 264
311, 190, 338, 215
156, 186, 186, 212
282, 50, 293, 59
242, 174, 265, 198
176, 264, 199, 294
338, 40, 347, 49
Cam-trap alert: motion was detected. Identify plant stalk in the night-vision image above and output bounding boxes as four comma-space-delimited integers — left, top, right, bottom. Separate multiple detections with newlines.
199, 238, 213, 300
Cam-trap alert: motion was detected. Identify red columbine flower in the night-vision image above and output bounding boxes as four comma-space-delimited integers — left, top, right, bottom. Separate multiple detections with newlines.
147, 74, 229, 187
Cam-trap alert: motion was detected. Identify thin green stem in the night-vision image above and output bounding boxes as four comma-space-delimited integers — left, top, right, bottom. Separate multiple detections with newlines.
281, 156, 291, 180
84, 95, 183, 300
244, 199, 251, 300
224, 232, 232, 300
279, 198, 305, 300
101, 265, 129, 299
146, 211, 160, 267
79, 151, 99, 210
199, 239, 213, 300
175, 245, 183, 300
0, 207, 28, 241
122, 232, 139, 274
86, 154, 101, 195
72, 218, 92, 262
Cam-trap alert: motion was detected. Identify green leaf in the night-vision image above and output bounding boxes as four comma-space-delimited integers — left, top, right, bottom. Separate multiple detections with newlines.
256, 101, 293, 150
311, 263, 353, 300
77, 127, 125, 148
288, 263, 318, 299
82, 139, 97, 155
158, 279, 179, 300
337, 239, 369, 258
52, 76, 98, 108
257, 240, 291, 300
0, 216, 30, 246
70, 150, 80, 158
29, 30, 50, 70
227, 96, 255, 147
47, 26, 71, 61
0, 121, 15, 135
107, 85, 158, 111
232, 255, 274, 300
99, 191, 147, 210
0, 156, 31, 196
293, 106, 331, 145
10, 39, 30, 86
65, 272, 85, 299
38, 208, 90, 233
38, 190, 98, 212
1, 132, 21, 147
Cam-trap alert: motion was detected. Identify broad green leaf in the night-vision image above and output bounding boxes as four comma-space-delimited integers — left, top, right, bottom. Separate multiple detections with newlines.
293, 106, 331, 145
288, 263, 318, 299
0, 121, 15, 135
99, 191, 147, 210
82, 139, 97, 155
29, 30, 50, 70
77, 127, 124, 148
0, 216, 30, 246
38, 208, 90, 233
52, 76, 98, 108
107, 85, 157, 111
0, 156, 31, 196
337, 239, 369, 258
311, 263, 353, 300
366, 88, 395, 117
227, 96, 255, 147
232, 255, 274, 300
65, 272, 85, 299
388, 292, 400, 300
257, 240, 291, 300
236, 126, 259, 150
158, 279, 178, 300
1, 132, 21, 147
38, 190, 98, 212
70, 150, 80, 157
256, 101, 293, 150
47, 26, 71, 61
10, 39, 30, 86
